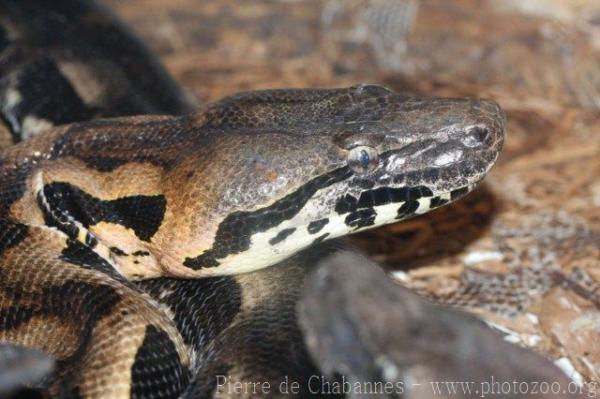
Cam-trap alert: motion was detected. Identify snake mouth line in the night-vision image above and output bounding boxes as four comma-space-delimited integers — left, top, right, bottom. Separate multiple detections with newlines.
333, 183, 475, 233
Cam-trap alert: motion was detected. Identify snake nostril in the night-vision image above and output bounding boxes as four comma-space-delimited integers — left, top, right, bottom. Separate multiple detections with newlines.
470, 126, 489, 143
462, 126, 491, 148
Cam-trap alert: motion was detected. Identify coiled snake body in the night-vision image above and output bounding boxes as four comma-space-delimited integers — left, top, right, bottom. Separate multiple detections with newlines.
0, 1, 505, 398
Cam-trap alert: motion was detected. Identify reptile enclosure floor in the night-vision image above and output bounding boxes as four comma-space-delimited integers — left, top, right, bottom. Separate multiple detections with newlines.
105, 0, 600, 385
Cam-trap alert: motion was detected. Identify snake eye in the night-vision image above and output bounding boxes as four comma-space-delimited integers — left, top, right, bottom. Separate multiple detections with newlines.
348, 146, 379, 174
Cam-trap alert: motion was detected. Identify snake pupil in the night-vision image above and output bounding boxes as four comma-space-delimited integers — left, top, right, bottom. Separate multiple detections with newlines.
359, 149, 370, 168
348, 145, 379, 174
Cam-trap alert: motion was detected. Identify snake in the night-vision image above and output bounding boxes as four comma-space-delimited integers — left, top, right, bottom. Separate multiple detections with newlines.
0, 1, 505, 398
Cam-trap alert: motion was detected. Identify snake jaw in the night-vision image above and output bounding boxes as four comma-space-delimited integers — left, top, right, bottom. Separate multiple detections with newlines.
1, 82, 504, 280
170, 90, 506, 276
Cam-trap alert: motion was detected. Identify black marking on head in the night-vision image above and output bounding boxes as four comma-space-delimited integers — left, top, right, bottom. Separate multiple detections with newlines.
0, 220, 28, 256
269, 227, 296, 246
352, 179, 376, 189
451, 187, 470, 200
41, 182, 166, 242
357, 187, 402, 209
422, 168, 440, 183
396, 200, 420, 219
60, 240, 123, 281
345, 208, 377, 230
313, 233, 330, 245
430, 196, 449, 209
356, 190, 378, 210
414, 186, 435, 197
130, 325, 188, 399
183, 167, 352, 270
334, 194, 358, 214
337, 185, 433, 215
307, 218, 329, 234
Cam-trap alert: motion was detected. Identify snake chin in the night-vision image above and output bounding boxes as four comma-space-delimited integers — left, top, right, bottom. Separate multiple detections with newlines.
198, 180, 477, 277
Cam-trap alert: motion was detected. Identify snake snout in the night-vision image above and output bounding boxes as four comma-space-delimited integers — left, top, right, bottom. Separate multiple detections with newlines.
470, 99, 506, 152
463, 126, 489, 147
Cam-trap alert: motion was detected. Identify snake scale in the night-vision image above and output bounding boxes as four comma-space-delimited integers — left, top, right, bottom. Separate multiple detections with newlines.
0, 1, 505, 398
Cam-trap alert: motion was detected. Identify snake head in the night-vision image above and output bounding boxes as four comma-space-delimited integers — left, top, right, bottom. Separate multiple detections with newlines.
7, 85, 504, 279
166, 84, 505, 276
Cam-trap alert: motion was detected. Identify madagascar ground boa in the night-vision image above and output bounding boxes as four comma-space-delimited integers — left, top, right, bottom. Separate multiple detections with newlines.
0, 1, 505, 398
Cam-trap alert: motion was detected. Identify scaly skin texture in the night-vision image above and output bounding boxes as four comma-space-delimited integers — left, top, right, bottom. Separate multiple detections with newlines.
0, 86, 504, 279
0, 1, 506, 398
0, 86, 504, 398
0, 0, 192, 146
